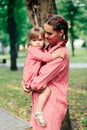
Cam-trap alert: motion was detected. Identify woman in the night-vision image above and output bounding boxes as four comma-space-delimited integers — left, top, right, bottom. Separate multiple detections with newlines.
23, 26, 65, 126
22, 14, 69, 130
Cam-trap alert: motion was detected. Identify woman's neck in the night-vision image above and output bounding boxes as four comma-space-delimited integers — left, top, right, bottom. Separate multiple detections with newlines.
50, 39, 64, 48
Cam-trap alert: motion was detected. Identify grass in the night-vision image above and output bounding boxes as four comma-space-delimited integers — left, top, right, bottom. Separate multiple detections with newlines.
0, 47, 87, 129
0, 48, 87, 64
0, 67, 32, 121
19, 48, 87, 63
69, 48, 87, 63
0, 67, 87, 129
68, 69, 87, 130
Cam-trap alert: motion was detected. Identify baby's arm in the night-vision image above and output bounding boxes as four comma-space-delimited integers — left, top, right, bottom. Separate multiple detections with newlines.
29, 46, 66, 62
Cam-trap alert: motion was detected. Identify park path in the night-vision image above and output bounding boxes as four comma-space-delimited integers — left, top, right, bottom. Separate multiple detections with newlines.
0, 107, 32, 130
0, 62, 87, 68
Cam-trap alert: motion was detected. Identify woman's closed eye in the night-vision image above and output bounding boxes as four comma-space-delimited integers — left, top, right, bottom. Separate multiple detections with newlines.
45, 31, 52, 36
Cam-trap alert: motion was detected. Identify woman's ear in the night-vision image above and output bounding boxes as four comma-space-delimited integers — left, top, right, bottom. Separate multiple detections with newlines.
59, 30, 64, 37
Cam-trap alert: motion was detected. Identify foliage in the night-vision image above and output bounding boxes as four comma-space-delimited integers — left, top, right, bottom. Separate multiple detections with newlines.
0, 0, 9, 46
55, 0, 87, 42
0, 0, 32, 47
0, 0, 87, 48
0, 30, 9, 46
0, 0, 8, 32
14, 0, 32, 45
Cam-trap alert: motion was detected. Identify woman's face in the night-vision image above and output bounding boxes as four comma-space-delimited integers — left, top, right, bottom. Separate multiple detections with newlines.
44, 23, 63, 45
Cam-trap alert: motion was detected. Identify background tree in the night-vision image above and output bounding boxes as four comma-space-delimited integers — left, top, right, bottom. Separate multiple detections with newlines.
56, 0, 87, 56
0, 0, 31, 70
75, 1, 87, 44
7, 0, 18, 70
25, 0, 72, 130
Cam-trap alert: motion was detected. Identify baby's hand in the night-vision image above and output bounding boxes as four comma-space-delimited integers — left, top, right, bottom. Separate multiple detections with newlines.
52, 50, 66, 59
21, 80, 32, 93
58, 51, 66, 59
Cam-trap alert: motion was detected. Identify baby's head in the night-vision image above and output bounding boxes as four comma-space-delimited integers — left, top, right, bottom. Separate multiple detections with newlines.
28, 26, 45, 49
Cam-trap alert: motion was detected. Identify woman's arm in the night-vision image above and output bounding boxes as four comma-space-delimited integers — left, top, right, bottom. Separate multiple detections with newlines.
30, 55, 69, 91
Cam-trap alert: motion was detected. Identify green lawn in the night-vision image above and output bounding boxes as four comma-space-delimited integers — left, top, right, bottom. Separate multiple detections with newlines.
0, 48, 87, 129
0, 48, 87, 63
69, 48, 87, 63
18, 48, 87, 63
0, 67, 87, 130
0, 67, 32, 120
68, 69, 87, 130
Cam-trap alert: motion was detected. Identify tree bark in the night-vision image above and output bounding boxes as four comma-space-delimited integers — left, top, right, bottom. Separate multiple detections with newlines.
7, 0, 17, 70
25, 0, 72, 129
61, 107, 72, 130
25, 0, 57, 26
70, 18, 75, 56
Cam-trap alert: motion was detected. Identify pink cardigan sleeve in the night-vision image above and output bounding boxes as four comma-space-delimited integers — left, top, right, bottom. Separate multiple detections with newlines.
30, 55, 69, 91
29, 46, 53, 62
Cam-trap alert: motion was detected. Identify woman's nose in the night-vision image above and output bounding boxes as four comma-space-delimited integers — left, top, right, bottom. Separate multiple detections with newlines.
45, 33, 48, 38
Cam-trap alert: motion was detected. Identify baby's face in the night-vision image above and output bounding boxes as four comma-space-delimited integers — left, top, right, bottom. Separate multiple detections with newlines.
30, 35, 45, 49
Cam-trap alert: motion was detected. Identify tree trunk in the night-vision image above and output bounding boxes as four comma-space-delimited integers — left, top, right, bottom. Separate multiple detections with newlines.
25, 0, 57, 26
61, 107, 72, 130
70, 20, 75, 56
7, 0, 18, 71
71, 39, 75, 57
25, 0, 72, 129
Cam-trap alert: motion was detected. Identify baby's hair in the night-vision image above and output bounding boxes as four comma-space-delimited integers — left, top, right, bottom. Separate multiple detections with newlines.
28, 26, 45, 46
45, 14, 68, 43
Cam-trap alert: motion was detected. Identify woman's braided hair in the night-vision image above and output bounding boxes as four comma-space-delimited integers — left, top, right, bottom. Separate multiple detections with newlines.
45, 14, 68, 43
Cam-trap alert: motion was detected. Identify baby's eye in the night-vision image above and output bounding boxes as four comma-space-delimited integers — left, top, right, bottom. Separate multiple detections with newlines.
32, 39, 36, 41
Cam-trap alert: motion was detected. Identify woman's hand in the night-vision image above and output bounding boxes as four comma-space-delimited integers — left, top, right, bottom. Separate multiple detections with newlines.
21, 80, 31, 93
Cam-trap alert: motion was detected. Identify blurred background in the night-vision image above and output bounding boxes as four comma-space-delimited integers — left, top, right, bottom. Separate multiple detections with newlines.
0, 0, 87, 130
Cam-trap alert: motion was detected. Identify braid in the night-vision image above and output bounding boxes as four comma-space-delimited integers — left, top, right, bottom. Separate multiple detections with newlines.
58, 17, 68, 25
65, 34, 68, 43
58, 17, 68, 43
48, 14, 53, 17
